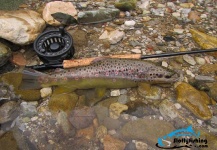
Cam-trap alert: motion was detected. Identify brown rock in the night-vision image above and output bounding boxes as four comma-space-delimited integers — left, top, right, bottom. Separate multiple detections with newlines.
11, 52, 26, 66
199, 63, 217, 75
176, 82, 212, 120
103, 135, 126, 150
188, 11, 201, 22
76, 126, 94, 140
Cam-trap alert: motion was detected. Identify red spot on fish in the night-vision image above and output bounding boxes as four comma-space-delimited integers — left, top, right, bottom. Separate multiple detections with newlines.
115, 71, 119, 75
106, 72, 109, 76
63, 77, 68, 81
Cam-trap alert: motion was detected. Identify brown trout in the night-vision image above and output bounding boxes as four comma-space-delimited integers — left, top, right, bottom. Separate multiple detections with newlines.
20, 58, 179, 90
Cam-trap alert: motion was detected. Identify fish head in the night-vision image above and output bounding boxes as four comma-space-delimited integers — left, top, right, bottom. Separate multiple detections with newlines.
145, 67, 179, 83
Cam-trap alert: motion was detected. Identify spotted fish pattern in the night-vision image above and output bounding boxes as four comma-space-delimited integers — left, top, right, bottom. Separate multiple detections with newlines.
20, 58, 178, 90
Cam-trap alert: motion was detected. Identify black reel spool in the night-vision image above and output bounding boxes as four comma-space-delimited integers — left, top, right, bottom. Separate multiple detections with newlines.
34, 27, 74, 65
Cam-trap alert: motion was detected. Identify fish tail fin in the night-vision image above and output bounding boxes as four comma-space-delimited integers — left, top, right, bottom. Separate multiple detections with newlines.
19, 69, 47, 90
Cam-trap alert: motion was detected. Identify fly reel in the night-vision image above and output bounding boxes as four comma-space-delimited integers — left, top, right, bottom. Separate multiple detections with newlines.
34, 27, 74, 64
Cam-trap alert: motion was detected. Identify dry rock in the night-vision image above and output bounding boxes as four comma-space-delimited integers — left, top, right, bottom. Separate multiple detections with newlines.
0, 10, 45, 45
42, 1, 77, 26
40, 87, 52, 98
99, 30, 125, 44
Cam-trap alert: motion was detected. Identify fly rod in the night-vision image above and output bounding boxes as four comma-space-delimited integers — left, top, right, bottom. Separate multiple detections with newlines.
28, 48, 217, 70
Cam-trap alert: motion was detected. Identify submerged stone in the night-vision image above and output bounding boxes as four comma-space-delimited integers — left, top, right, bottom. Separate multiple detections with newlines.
0, 42, 11, 67
199, 63, 217, 75
103, 135, 126, 150
121, 119, 174, 147
176, 82, 212, 120
115, 0, 137, 11
78, 8, 120, 24
48, 93, 78, 112
1, 72, 41, 101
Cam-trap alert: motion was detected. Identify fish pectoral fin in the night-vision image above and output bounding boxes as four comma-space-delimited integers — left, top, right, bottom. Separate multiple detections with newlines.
53, 86, 75, 95
95, 87, 107, 99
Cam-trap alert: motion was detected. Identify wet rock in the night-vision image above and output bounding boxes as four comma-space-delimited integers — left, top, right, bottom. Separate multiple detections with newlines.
0, 131, 19, 150
69, 106, 96, 129
138, 84, 162, 100
99, 30, 125, 44
196, 129, 217, 150
48, 93, 78, 112
111, 89, 121, 96
0, 10, 45, 45
125, 101, 157, 117
43, 1, 77, 26
121, 119, 175, 147
76, 126, 94, 140
109, 102, 128, 119
0, 43, 11, 67
195, 75, 214, 81
195, 57, 206, 65
199, 63, 217, 75
176, 82, 212, 120
190, 29, 217, 58
94, 105, 109, 125
103, 117, 121, 130
68, 29, 88, 47
40, 87, 52, 98
115, 0, 137, 11
173, 117, 188, 129
118, 94, 129, 104
159, 99, 179, 120
57, 111, 74, 136
20, 101, 37, 117
96, 125, 107, 142
208, 83, 217, 101
0, 101, 19, 124
103, 135, 126, 150
183, 55, 196, 65
78, 9, 120, 24
10, 52, 26, 66
1, 72, 41, 101
124, 141, 136, 150
135, 141, 148, 150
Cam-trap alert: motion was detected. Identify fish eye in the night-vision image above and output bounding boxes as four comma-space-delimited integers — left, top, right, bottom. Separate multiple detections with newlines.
165, 75, 171, 78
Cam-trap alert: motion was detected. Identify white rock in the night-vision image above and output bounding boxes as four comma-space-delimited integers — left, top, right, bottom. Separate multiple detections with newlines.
40, 87, 52, 98
200, 14, 207, 19
135, 141, 148, 150
109, 30, 125, 44
135, 30, 142, 35
162, 61, 168, 67
99, 30, 125, 44
197, 119, 203, 125
139, 0, 150, 10
0, 10, 45, 45
111, 90, 121, 96
195, 57, 206, 65
183, 55, 196, 65
174, 103, 182, 109
31, 116, 38, 121
172, 12, 181, 17
99, 30, 109, 40
131, 48, 141, 54
174, 29, 185, 34
43, 1, 77, 26
124, 20, 136, 27
186, 70, 195, 77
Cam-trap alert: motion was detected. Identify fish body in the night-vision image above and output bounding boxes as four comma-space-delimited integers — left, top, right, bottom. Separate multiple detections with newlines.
20, 58, 178, 90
